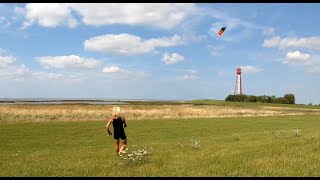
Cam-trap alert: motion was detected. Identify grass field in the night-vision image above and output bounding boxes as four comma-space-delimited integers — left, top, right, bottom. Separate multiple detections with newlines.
186, 99, 320, 109
0, 103, 320, 176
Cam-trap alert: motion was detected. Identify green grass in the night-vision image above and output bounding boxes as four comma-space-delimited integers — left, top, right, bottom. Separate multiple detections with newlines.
187, 99, 320, 109
1, 115, 320, 176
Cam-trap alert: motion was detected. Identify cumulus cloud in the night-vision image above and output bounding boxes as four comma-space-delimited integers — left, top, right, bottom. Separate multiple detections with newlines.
84, 34, 185, 56
102, 66, 124, 73
0, 49, 64, 81
281, 51, 320, 75
14, 64, 31, 76
0, 64, 31, 81
36, 55, 102, 69
239, 66, 263, 74
101, 65, 149, 80
17, 3, 197, 29
263, 36, 320, 50
0, 63, 64, 81
263, 35, 320, 75
283, 51, 312, 65
21, 3, 78, 28
68, 3, 197, 29
161, 52, 184, 65
286, 51, 311, 60
0, 56, 16, 67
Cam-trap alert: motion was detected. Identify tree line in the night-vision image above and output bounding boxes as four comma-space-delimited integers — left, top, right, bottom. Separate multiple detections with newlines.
225, 94, 295, 104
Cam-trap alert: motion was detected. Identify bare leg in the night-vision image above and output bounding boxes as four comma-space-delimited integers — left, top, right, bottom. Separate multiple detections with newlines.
119, 139, 127, 155
115, 139, 120, 155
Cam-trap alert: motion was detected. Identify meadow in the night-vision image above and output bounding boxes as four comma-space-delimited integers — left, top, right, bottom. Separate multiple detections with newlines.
0, 102, 320, 176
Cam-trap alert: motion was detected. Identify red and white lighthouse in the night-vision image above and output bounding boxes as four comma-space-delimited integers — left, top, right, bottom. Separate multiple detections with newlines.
234, 67, 242, 95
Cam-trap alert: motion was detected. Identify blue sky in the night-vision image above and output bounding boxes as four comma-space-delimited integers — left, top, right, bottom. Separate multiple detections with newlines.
0, 3, 319, 104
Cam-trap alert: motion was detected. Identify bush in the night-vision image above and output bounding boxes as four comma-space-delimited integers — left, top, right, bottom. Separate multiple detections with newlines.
225, 94, 295, 104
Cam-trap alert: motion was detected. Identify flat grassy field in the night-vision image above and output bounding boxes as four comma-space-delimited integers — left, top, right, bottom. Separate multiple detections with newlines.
0, 103, 320, 176
187, 99, 320, 109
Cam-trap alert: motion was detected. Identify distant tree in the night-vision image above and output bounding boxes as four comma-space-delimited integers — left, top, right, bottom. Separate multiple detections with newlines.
224, 93, 295, 105
283, 94, 295, 104
266, 96, 272, 103
225, 95, 232, 101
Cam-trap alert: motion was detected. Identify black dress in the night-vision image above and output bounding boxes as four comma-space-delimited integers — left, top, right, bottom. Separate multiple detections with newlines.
112, 116, 126, 140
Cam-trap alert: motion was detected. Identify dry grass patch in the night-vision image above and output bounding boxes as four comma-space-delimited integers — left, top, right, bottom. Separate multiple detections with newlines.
0, 104, 319, 123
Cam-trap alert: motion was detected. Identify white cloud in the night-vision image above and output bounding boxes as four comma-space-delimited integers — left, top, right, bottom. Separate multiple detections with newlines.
33, 72, 63, 80
102, 66, 124, 73
239, 66, 263, 74
262, 36, 281, 48
176, 69, 199, 80
263, 35, 320, 75
281, 51, 320, 75
84, 34, 185, 56
0, 63, 65, 81
161, 53, 184, 65
0, 56, 16, 66
18, 3, 197, 29
283, 51, 312, 65
68, 3, 197, 29
101, 65, 149, 80
36, 55, 102, 69
263, 27, 275, 36
21, 3, 78, 28
176, 74, 199, 80
263, 36, 320, 50
14, 64, 31, 76
286, 51, 311, 60
0, 64, 31, 81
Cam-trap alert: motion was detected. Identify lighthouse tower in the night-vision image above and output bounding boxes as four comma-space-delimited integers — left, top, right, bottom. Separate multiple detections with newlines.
234, 67, 242, 95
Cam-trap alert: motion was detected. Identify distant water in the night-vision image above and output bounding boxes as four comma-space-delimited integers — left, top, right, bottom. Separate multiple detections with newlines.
0, 101, 128, 105
0, 98, 126, 105
0, 98, 185, 105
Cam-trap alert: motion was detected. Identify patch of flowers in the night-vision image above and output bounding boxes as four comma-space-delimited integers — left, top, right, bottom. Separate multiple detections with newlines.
119, 145, 153, 164
190, 139, 201, 149
233, 133, 240, 141
292, 129, 302, 137
178, 138, 201, 149
273, 130, 285, 138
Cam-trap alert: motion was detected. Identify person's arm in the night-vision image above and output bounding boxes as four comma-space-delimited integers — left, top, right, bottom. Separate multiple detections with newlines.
106, 116, 114, 135
122, 118, 127, 128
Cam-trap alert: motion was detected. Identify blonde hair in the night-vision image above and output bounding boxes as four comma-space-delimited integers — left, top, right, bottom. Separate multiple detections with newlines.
112, 106, 121, 116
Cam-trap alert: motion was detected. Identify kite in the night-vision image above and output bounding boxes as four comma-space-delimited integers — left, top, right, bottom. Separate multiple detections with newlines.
217, 27, 226, 37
